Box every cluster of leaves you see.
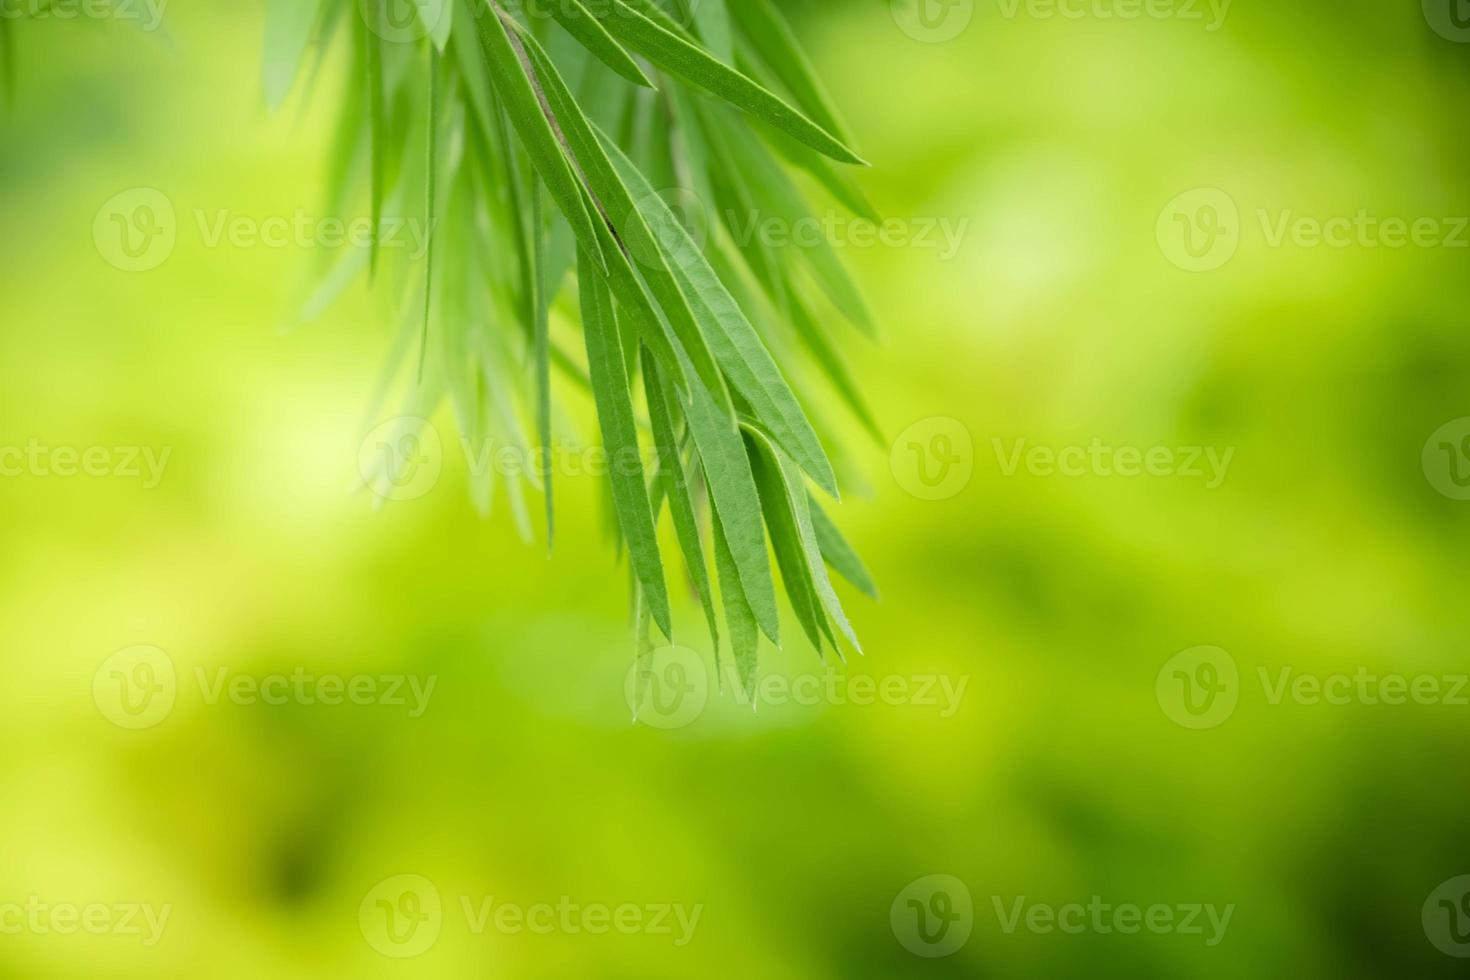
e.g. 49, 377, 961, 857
268, 0, 880, 691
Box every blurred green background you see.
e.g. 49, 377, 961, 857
3, 0, 1470, 976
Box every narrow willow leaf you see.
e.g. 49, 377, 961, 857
473, 1, 607, 274
643, 348, 718, 648
729, 0, 855, 150
683, 374, 780, 646
546, 0, 655, 89
712, 109, 876, 336
599, 129, 840, 499
533, 178, 554, 549
589, 0, 866, 166
808, 493, 878, 599
766, 129, 880, 225
578, 250, 672, 640
506, 23, 729, 407
364, 13, 385, 277
263, 0, 324, 110
685, 0, 732, 63
745, 429, 828, 653
422, 0, 452, 52
746, 424, 863, 656
711, 504, 759, 698
417, 48, 440, 384
781, 278, 883, 444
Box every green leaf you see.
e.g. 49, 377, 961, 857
711, 504, 759, 698
683, 374, 780, 646
686, 0, 732, 63
589, 0, 866, 166
546, 0, 656, 89
533, 177, 554, 549
729, 0, 856, 150
263, 0, 323, 110
781, 279, 882, 444
422, 0, 452, 52
417, 48, 440, 383
472, 0, 607, 274
599, 129, 841, 499
503, 22, 730, 407
578, 250, 672, 639
746, 428, 829, 653
746, 424, 863, 656
643, 348, 718, 648
809, 493, 878, 599
712, 111, 877, 336
363, 12, 386, 278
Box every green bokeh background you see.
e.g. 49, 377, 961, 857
3, 1, 1470, 976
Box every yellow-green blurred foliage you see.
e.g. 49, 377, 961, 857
2, 1, 1469, 976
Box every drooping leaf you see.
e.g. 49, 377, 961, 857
589, 0, 866, 166
600, 128, 840, 498
711, 504, 760, 699
809, 493, 878, 599
472, 0, 607, 273
578, 250, 672, 640
643, 348, 718, 648
545, 0, 655, 89
263, 0, 324, 110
